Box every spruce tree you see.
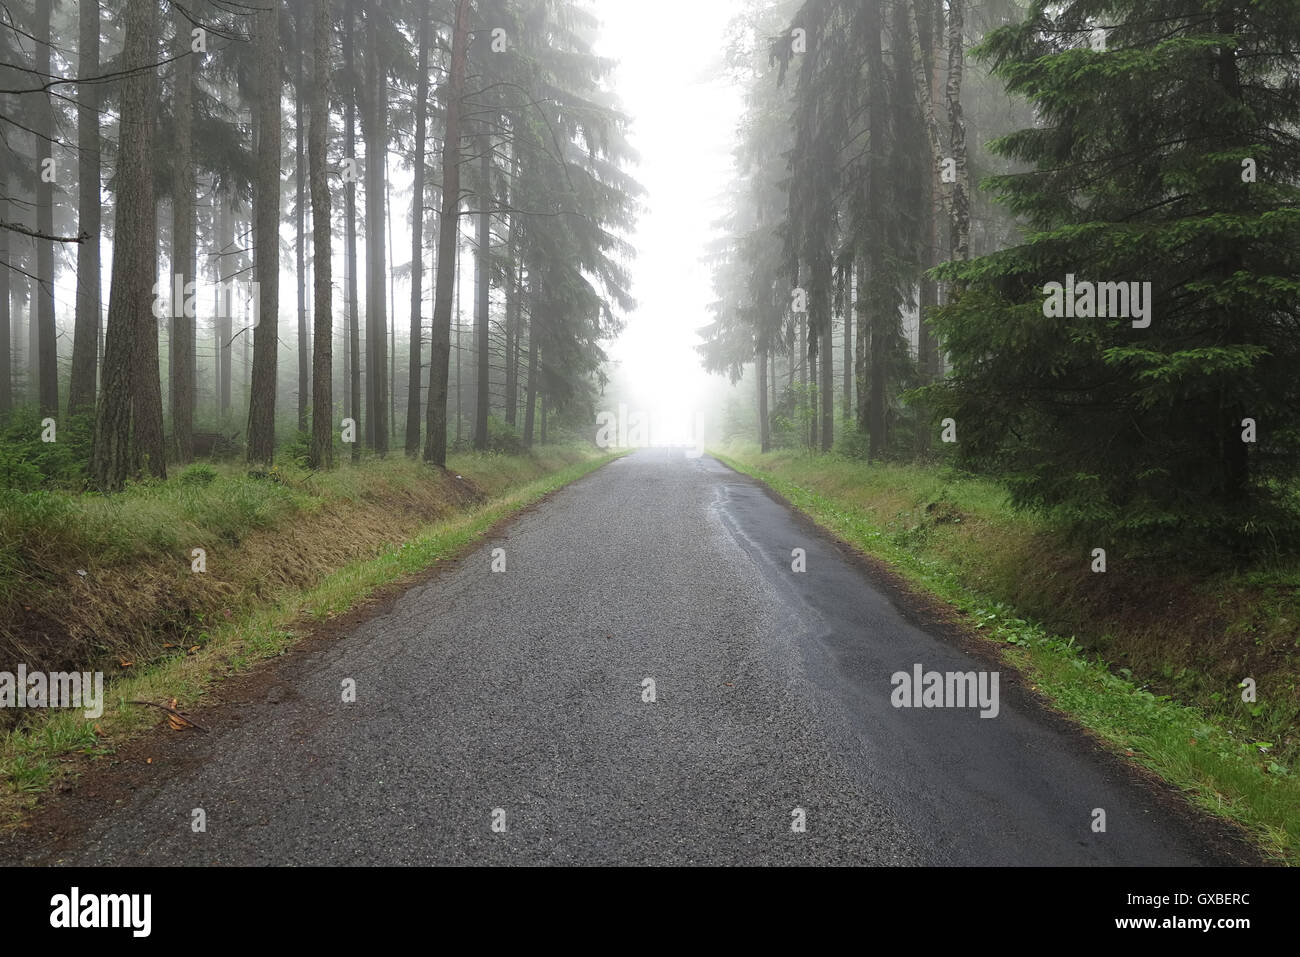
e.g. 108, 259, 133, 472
927, 0, 1300, 553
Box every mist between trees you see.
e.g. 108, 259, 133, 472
0, 0, 641, 490
700, 0, 1300, 559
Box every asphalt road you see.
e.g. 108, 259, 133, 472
8, 448, 1253, 865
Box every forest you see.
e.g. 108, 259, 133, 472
702, 0, 1300, 558
1, 0, 1299, 870
0, 0, 637, 488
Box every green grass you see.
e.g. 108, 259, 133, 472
715, 443, 1299, 864
1, 447, 621, 818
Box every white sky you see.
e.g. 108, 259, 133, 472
593, 0, 745, 444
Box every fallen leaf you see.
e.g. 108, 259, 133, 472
118, 658, 133, 668
146, 757, 153, 764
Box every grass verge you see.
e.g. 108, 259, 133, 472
1, 447, 619, 821
714, 444, 1298, 865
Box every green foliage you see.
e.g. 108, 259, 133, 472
280, 429, 313, 469
178, 464, 218, 487
926, 0, 1300, 554
485, 416, 527, 455
0, 407, 91, 491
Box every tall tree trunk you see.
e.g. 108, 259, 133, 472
386, 159, 395, 440
814, 256, 833, 451
790, 315, 800, 423
308, 0, 334, 470
91, 0, 157, 490
757, 346, 770, 452
28, 269, 37, 404
405, 10, 430, 456
171, 6, 196, 463
0, 97, 11, 415
787, 323, 795, 394
946, 0, 970, 263
247, 0, 282, 465
920, 0, 944, 383
842, 263, 852, 422
808, 329, 818, 451
295, 1, 309, 434
854, 251, 868, 434
908, 0, 941, 457
504, 219, 520, 426
770, 349, 777, 429
473, 135, 491, 450
424, 0, 470, 467
522, 276, 539, 447
363, 0, 388, 455
864, 0, 887, 458
242, 264, 251, 409
34, 0, 57, 415
216, 198, 234, 416
820, 307, 833, 451
344, 0, 361, 461
130, 214, 165, 474
454, 251, 462, 448
70, 0, 101, 417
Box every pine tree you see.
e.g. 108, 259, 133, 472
928, 0, 1300, 551
247, 0, 282, 465
308, 0, 334, 469
91, 0, 158, 491
69, 0, 101, 418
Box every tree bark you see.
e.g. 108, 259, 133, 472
70, 0, 101, 417
504, 217, 521, 426
817, 259, 833, 451
34, 0, 57, 416
171, 6, 196, 463
0, 96, 11, 414
946, 0, 970, 262
247, 0, 282, 465
454, 245, 462, 447
387, 160, 395, 440
864, 0, 887, 458
295, 0, 310, 434
343, 0, 360, 461
91, 0, 157, 491
363, 0, 388, 455
808, 325, 818, 451
405, 9, 430, 456
424, 0, 470, 467
523, 277, 539, 447
473, 134, 491, 450
215, 198, 234, 416
842, 262, 852, 422
308, 0, 334, 470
